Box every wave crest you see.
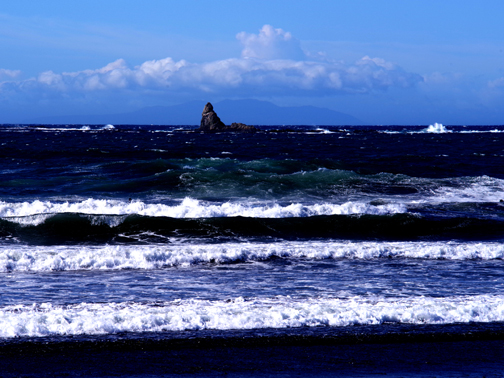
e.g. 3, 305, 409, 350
2, 241, 504, 273
1, 294, 503, 338
0, 198, 406, 222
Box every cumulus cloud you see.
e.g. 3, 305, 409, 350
236, 24, 306, 60
0, 25, 423, 103
0, 69, 21, 80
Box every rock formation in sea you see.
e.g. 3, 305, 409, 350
198, 102, 256, 132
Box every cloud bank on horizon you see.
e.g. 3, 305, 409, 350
1, 23, 504, 125
2, 26, 421, 96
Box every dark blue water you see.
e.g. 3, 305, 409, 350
1, 123, 504, 377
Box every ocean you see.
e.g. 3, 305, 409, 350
1, 122, 504, 377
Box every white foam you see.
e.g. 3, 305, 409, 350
382, 127, 504, 135
0, 198, 407, 225
30, 127, 92, 132
424, 123, 450, 133
313, 128, 334, 134
2, 241, 503, 273
1, 294, 503, 338
460, 129, 504, 134
424, 176, 504, 204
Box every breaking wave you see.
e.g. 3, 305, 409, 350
2, 241, 504, 273
1, 294, 504, 338
0, 198, 407, 222
424, 123, 450, 133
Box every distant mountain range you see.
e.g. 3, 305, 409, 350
25, 99, 361, 126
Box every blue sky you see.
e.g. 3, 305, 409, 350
1, 0, 503, 124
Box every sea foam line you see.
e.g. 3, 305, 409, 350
1, 294, 503, 338
0, 198, 406, 224
2, 241, 504, 273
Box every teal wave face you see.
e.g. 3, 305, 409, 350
2, 156, 504, 205
2, 212, 504, 245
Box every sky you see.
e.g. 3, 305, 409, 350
1, 0, 503, 125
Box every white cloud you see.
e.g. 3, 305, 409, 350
0, 68, 21, 80
0, 25, 423, 104
236, 25, 306, 60
38, 71, 65, 88
1, 55, 421, 98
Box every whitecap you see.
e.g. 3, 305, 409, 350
1, 294, 503, 338
1, 241, 503, 273
424, 123, 450, 133
0, 198, 407, 220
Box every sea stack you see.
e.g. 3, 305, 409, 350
199, 102, 226, 132
198, 102, 256, 132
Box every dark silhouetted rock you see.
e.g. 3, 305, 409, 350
228, 122, 257, 133
199, 102, 226, 131
198, 102, 257, 132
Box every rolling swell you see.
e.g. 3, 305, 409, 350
2, 212, 504, 244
